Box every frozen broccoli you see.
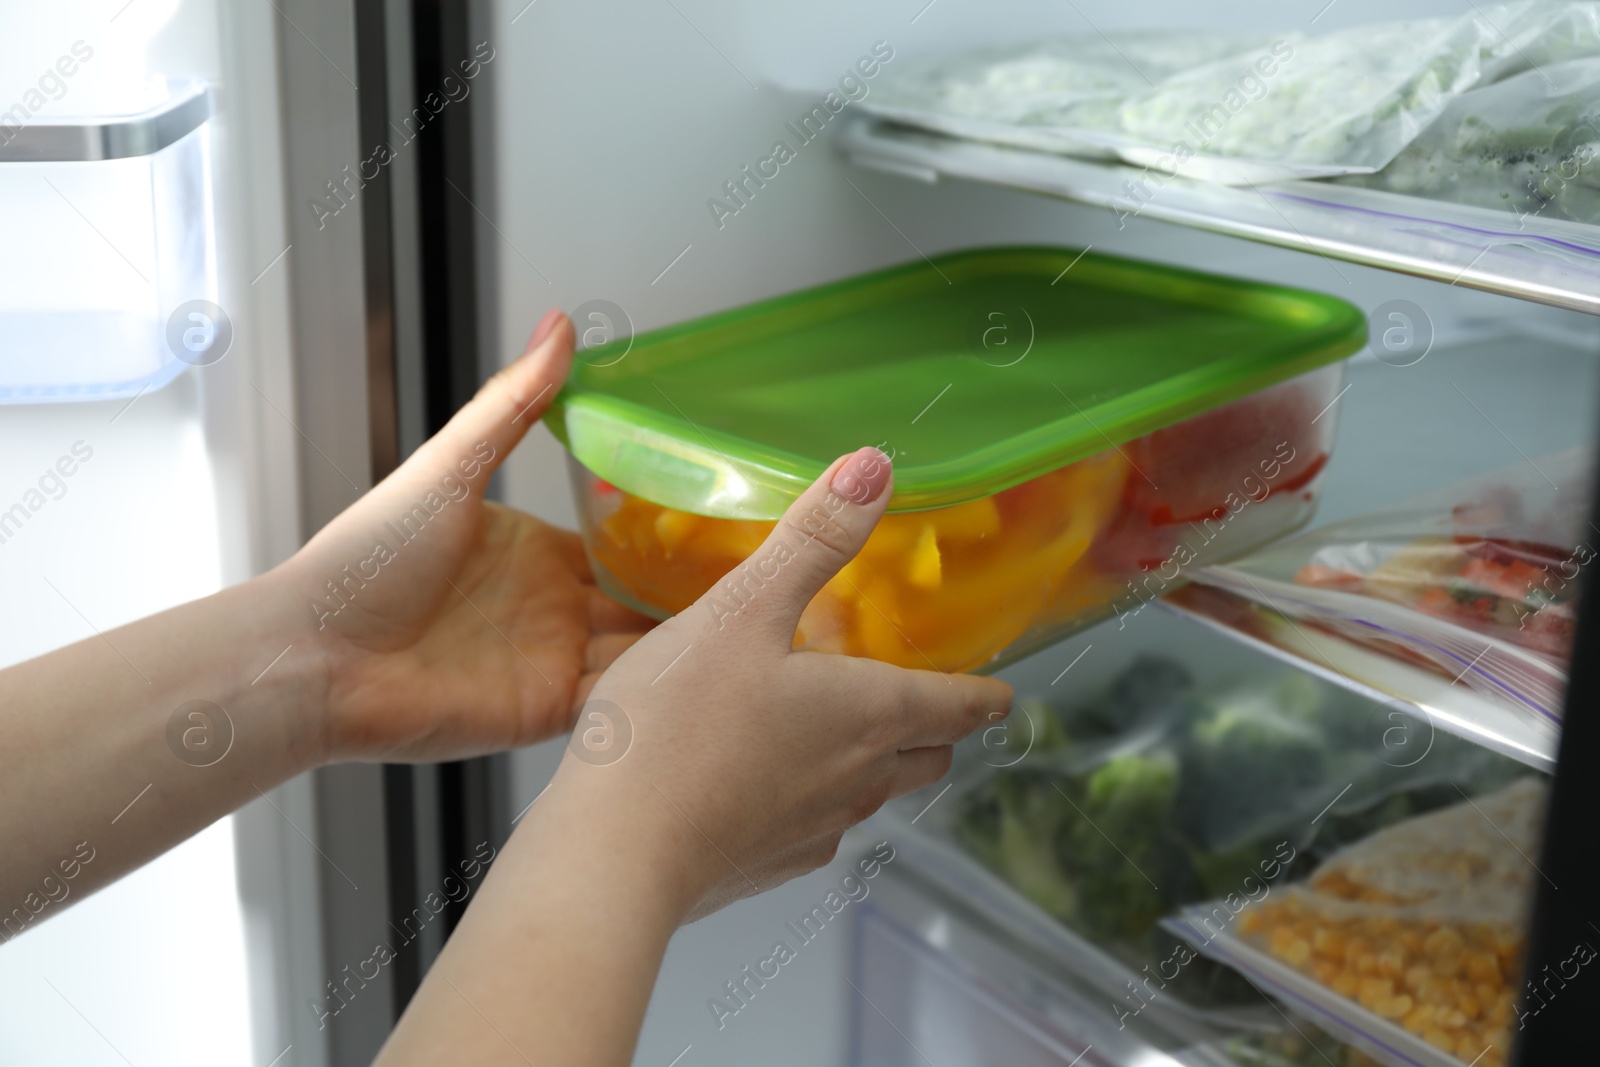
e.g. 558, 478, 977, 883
1054, 750, 1186, 941
1177, 690, 1328, 855
1055, 655, 1192, 741
954, 771, 1079, 922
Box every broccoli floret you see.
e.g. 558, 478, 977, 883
1177, 692, 1328, 853
1057, 655, 1192, 740
954, 772, 1079, 922
1054, 751, 1183, 940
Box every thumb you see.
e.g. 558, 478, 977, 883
408, 308, 574, 490
696, 446, 893, 644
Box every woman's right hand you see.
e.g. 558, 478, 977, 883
546, 446, 1014, 922
375, 446, 1014, 1067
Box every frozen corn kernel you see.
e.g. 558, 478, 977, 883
1357, 977, 1394, 1009
1425, 927, 1465, 954
1465, 951, 1500, 983
1402, 1004, 1434, 1031
1375, 994, 1413, 1019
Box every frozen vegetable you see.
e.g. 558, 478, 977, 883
1191, 448, 1592, 724
584, 451, 1128, 673
865, 4, 1600, 183
1339, 57, 1600, 225
1296, 534, 1581, 661
1235, 778, 1543, 1067
947, 659, 1524, 1011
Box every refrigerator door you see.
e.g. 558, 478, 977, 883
1, 0, 427, 1064
0, 1, 323, 1065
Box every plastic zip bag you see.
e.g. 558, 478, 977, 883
857, 31, 1269, 161
861, 3, 1600, 184
1076, 16, 1486, 183
1188, 449, 1593, 725
1336, 57, 1600, 225
1172, 779, 1546, 1067
945, 656, 1524, 1016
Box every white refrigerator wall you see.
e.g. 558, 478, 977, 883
482, 2, 1595, 1065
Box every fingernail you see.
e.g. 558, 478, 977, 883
528, 308, 564, 350
830, 446, 892, 505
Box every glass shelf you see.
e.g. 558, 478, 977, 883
1160, 586, 1558, 773
840, 118, 1600, 317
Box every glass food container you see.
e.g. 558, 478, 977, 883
549, 246, 1364, 673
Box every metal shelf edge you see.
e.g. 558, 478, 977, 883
841, 118, 1600, 318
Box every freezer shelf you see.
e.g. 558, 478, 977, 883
1160, 586, 1558, 773
839, 118, 1600, 317
1155, 333, 1600, 776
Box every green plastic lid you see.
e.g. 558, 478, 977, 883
547, 246, 1364, 519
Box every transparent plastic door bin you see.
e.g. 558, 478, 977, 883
552, 247, 1363, 673
0, 83, 217, 402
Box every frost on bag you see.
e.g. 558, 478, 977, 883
1338, 56, 1600, 225
861, 3, 1600, 183
1082, 16, 1488, 183
859, 31, 1265, 159
1188, 449, 1592, 725
1231, 778, 1546, 1067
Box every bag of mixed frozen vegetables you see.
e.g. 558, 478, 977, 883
1210, 778, 1546, 1067
947, 656, 1525, 1014
857, 30, 1271, 161
1188, 449, 1593, 726
1337, 56, 1600, 225
860, 2, 1600, 183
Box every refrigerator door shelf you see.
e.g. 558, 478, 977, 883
0, 87, 219, 404
0, 83, 211, 163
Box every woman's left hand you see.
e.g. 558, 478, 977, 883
278, 310, 654, 764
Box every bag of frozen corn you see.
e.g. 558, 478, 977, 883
1232, 778, 1546, 1067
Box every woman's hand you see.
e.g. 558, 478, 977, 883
277, 310, 654, 764
550, 445, 1015, 919
0, 308, 653, 913
377, 447, 1013, 1066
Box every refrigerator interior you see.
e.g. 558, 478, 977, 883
2, 0, 1596, 1065
482, 1, 1599, 1066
